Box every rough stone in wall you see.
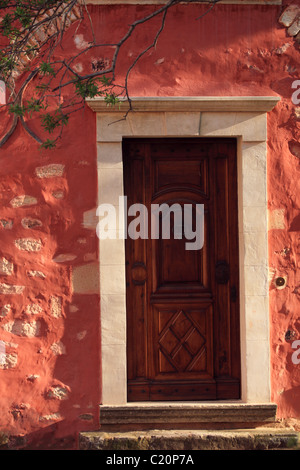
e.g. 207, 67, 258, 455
50, 341, 66, 356
0, 258, 13, 276
77, 331, 87, 341
279, 5, 300, 27
26, 375, 39, 382
0, 352, 17, 369
15, 238, 42, 252
0, 219, 13, 229
52, 190, 64, 199
0, 284, 24, 294
13, 3, 82, 76
288, 17, 300, 37
279, 5, 300, 43
78, 413, 93, 421
39, 413, 61, 422
10, 195, 37, 208
27, 270, 46, 279
21, 218, 43, 229
50, 296, 62, 318
35, 164, 65, 178
82, 208, 98, 230
2, 320, 41, 337
69, 305, 79, 313
52, 253, 77, 263
25, 304, 43, 315
47, 386, 68, 400
0, 305, 11, 317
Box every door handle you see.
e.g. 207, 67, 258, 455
131, 261, 147, 286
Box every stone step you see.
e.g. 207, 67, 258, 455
99, 402, 278, 431
78, 428, 299, 450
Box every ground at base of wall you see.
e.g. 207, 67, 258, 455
268, 418, 300, 432
78, 427, 300, 451
1, 419, 300, 450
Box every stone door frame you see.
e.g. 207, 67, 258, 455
86, 96, 280, 405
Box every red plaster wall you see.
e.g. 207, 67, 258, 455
0, 0, 299, 448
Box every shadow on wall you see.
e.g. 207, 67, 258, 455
0, 421, 74, 450
278, 386, 300, 419
289, 212, 300, 232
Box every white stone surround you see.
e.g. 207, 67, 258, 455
86, 96, 280, 406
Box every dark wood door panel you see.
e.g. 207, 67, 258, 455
151, 199, 211, 296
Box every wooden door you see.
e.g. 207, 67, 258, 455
123, 138, 240, 401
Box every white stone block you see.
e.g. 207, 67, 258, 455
242, 206, 267, 233
245, 340, 270, 402
100, 238, 125, 265
165, 112, 200, 135
98, 168, 124, 205
101, 344, 127, 404
243, 231, 267, 266
241, 143, 267, 207
100, 265, 126, 295
245, 296, 269, 341
97, 142, 123, 169
244, 266, 268, 296
101, 294, 126, 345
97, 113, 132, 142
128, 112, 165, 135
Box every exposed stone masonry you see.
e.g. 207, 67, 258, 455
279, 4, 300, 44
0, 154, 99, 440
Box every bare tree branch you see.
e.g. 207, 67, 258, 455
0, 0, 219, 148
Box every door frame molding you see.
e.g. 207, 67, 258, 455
86, 96, 280, 405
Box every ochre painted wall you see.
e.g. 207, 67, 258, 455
0, 1, 299, 448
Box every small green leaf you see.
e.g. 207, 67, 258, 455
39, 62, 56, 76
9, 103, 25, 116
35, 84, 50, 90
104, 93, 120, 107
40, 139, 56, 149
41, 109, 69, 133
74, 78, 101, 99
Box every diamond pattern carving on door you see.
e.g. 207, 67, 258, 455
158, 309, 207, 373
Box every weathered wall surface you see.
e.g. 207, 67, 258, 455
0, 0, 299, 448
0, 95, 100, 448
